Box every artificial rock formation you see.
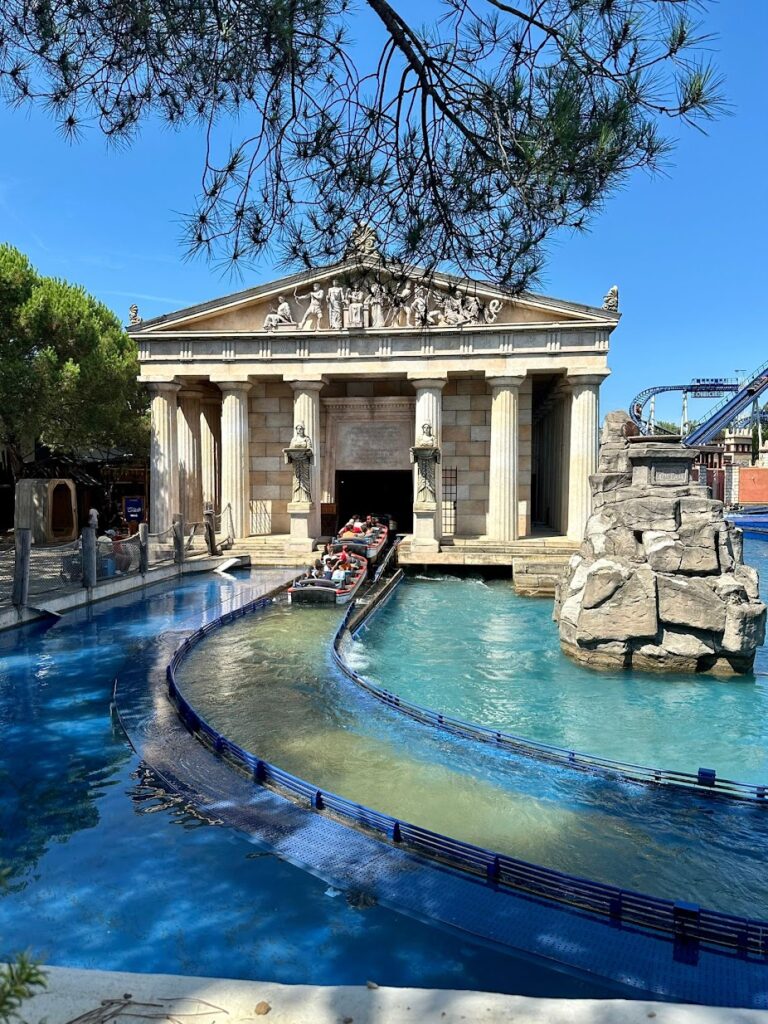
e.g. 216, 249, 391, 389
554, 411, 767, 674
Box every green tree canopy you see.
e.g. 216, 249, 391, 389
0, 244, 148, 477
0, 1, 723, 288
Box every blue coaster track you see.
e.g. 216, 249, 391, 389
629, 359, 768, 445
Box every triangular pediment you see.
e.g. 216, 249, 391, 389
128, 260, 619, 336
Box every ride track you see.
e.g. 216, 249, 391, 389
113, 577, 768, 1007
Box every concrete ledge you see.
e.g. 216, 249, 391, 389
20, 966, 768, 1023
0, 554, 253, 633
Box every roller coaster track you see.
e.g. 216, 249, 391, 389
629, 359, 768, 445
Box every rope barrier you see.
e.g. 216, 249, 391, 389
331, 580, 768, 804
163, 597, 768, 964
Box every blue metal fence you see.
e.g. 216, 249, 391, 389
165, 598, 768, 962
331, 588, 768, 804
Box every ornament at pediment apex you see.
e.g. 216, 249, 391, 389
128, 303, 142, 325
602, 285, 619, 312
345, 221, 381, 258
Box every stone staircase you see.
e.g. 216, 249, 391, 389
230, 535, 319, 567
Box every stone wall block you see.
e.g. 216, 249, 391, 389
577, 566, 657, 643
620, 496, 679, 532
734, 563, 759, 600
677, 521, 720, 574
642, 530, 683, 573
720, 602, 767, 654
657, 575, 727, 633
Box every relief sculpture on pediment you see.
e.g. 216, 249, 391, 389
262, 272, 505, 333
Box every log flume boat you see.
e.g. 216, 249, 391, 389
331, 523, 389, 563
288, 556, 369, 605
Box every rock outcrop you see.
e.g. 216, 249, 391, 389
554, 411, 766, 674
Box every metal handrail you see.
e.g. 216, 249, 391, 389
163, 600, 768, 961
331, 585, 768, 804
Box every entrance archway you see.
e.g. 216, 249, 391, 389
335, 470, 413, 533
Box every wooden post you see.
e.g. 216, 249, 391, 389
204, 509, 218, 556
138, 523, 149, 574
11, 528, 31, 607
173, 514, 185, 564
82, 527, 97, 588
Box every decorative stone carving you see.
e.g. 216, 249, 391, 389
295, 283, 324, 330
410, 423, 441, 502
554, 411, 767, 674
128, 304, 142, 325
369, 282, 386, 328
346, 221, 380, 258
327, 280, 345, 330
283, 423, 314, 502
263, 295, 295, 331
484, 299, 503, 324
346, 285, 365, 329
602, 285, 619, 312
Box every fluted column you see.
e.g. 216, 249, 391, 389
487, 375, 524, 542
219, 381, 251, 539
566, 373, 605, 540
200, 396, 221, 511
287, 378, 324, 545
409, 377, 446, 550
177, 390, 203, 523
147, 381, 180, 534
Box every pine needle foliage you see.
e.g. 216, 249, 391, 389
0, 0, 724, 288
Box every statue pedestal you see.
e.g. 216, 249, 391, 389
412, 500, 440, 553
287, 501, 316, 553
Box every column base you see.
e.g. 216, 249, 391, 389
287, 501, 317, 553
412, 502, 440, 553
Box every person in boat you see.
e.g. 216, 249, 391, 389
353, 515, 365, 531
339, 521, 358, 539
331, 565, 349, 586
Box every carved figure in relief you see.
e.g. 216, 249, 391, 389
263, 295, 295, 331
295, 282, 324, 330
410, 285, 429, 326
284, 423, 314, 501
463, 295, 482, 325
415, 422, 437, 447
369, 282, 386, 327
327, 280, 344, 330
484, 298, 503, 324
128, 304, 142, 325
602, 285, 619, 312
289, 422, 312, 449
390, 283, 412, 326
346, 285, 365, 329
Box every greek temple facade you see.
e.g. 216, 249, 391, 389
130, 254, 619, 563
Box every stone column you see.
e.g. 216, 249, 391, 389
566, 373, 605, 541
218, 381, 251, 539
486, 375, 524, 542
147, 381, 180, 534
287, 379, 324, 547
177, 390, 203, 524
409, 377, 446, 551
200, 395, 221, 511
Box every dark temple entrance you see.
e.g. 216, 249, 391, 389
335, 470, 413, 533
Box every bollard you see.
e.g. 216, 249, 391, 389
81, 527, 97, 589
11, 528, 31, 607
173, 514, 185, 564
138, 523, 149, 574
204, 509, 219, 556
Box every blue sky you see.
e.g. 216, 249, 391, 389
0, 2, 764, 421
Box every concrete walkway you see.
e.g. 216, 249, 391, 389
19, 967, 768, 1024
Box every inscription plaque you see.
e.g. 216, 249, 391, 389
336, 420, 412, 471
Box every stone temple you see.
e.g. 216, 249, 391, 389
131, 248, 619, 573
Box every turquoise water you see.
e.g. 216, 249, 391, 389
179, 594, 768, 919
0, 573, 613, 997
355, 538, 768, 783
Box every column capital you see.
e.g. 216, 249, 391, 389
144, 380, 181, 395
214, 380, 252, 395
408, 376, 448, 390
486, 374, 524, 391
285, 377, 327, 392
565, 370, 610, 388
